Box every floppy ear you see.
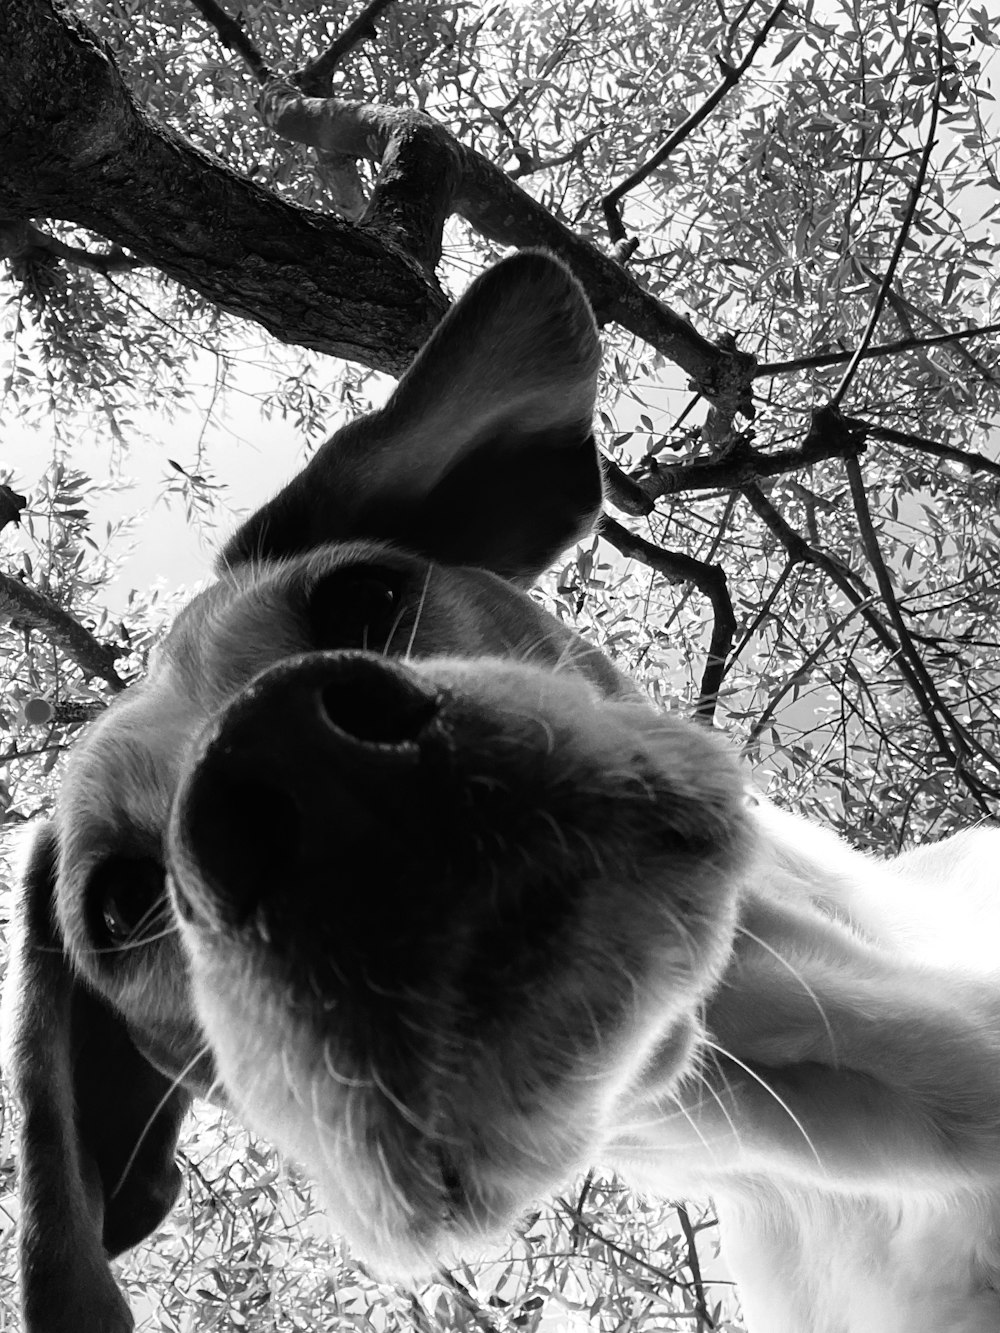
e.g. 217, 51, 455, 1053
1, 824, 191, 1333
222, 250, 604, 581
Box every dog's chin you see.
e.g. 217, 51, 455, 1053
173, 948, 705, 1278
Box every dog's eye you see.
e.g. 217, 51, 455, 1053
306, 564, 405, 650
89, 857, 167, 947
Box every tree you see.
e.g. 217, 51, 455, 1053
1, 0, 999, 1326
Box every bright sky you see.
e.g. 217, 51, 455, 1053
4, 370, 331, 609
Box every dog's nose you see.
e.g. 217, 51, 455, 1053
169, 652, 444, 920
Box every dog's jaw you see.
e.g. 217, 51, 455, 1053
167, 653, 751, 1273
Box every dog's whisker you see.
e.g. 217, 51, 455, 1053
734, 923, 838, 1063
403, 563, 433, 662
701, 1038, 828, 1180
109, 1042, 214, 1202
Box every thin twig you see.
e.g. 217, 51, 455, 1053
724, 559, 794, 673
742, 596, 874, 755
865, 424, 1000, 479
599, 516, 736, 724
556, 1203, 704, 1294
758, 320, 1000, 377
602, 0, 787, 243
844, 453, 1000, 782
740, 482, 996, 811
830, 0, 945, 407
676, 1204, 717, 1333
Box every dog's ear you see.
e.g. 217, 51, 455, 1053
1, 824, 191, 1333
223, 250, 603, 581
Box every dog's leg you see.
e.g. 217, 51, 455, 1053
699, 890, 1000, 1188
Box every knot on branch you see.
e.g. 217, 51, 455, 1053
697, 340, 757, 438
0, 485, 27, 535
805, 404, 868, 457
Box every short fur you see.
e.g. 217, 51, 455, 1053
4, 251, 1000, 1333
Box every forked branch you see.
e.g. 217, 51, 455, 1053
186, 0, 751, 402
740, 483, 998, 810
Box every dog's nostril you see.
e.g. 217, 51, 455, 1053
317, 657, 441, 746
171, 654, 448, 924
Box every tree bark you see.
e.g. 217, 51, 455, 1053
0, 0, 448, 375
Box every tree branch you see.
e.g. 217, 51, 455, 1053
599, 516, 735, 725
1, 0, 448, 376
3, 0, 754, 403
866, 424, 1000, 479
844, 452, 1000, 781
739, 482, 996, 810
0, 572, 125, 691
758, 321, 1000, 377
633, 406, 866, 501
675, 1204, 716, 1333
602, 0, 787, 244
187, 0, 269, 81
294, 0, 399, 96
255, 78, 751, 396
830, 0, 945, 408
741, 597, 875, 757
0, 218, 141, 274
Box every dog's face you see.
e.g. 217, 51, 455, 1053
3, 253, 753, 1327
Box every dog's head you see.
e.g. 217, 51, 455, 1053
3, 253, 752, 1327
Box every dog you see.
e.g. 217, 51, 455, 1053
4, 251, 1000, 1333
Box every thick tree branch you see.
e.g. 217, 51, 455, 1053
256, 80, 749, 396
2, 0, 752, 405
602, 0, 788, 244
0, 572, 125, 691
1, 0, 448, 376
601, 457, 656, 516
599, 516, 735, 725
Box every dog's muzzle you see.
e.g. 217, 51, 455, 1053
164, 649, 748, 1270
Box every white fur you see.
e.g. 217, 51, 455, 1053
606, 801, 1000, 1332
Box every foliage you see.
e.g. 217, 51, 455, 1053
2, 0, 1000, 1328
